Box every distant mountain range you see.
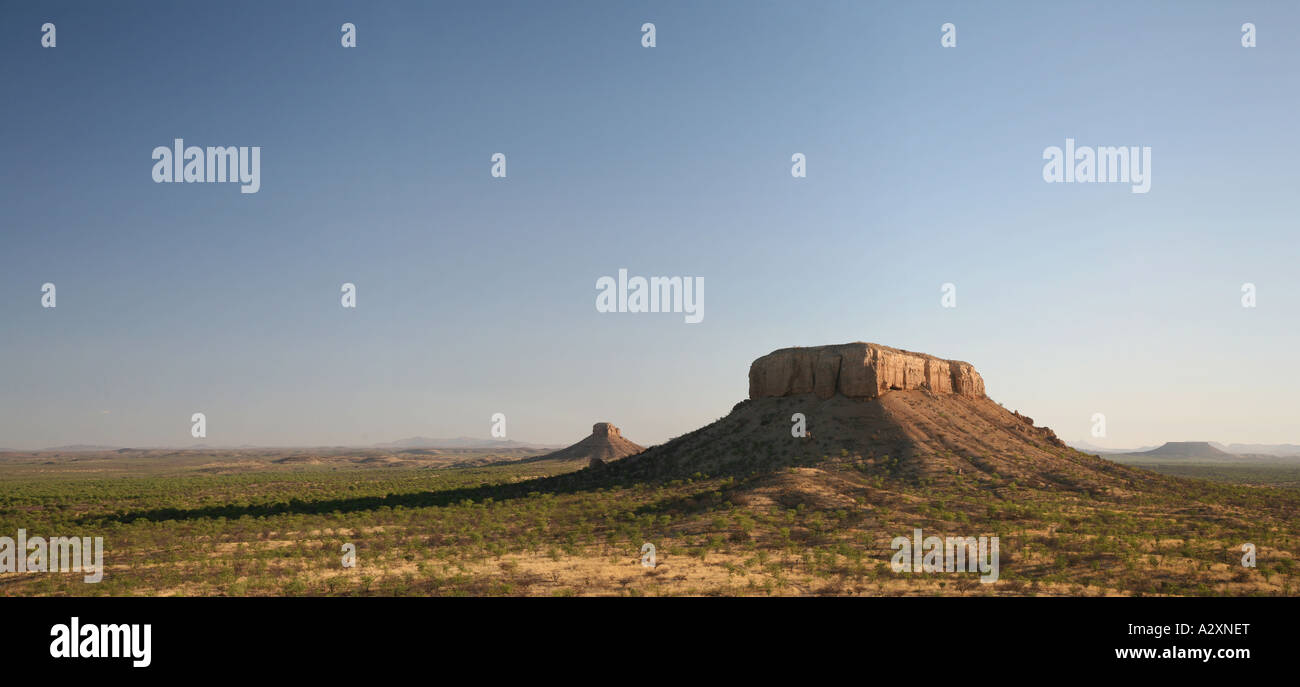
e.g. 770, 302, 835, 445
32, 444, 125, 452
1070, 440, 1300, 459
1212, 442, 1300, 457
1, 437, 563, 452
1066, 440, 1159, 454
370, 437, 562, 450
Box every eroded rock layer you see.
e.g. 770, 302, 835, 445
748, 343, 985, 400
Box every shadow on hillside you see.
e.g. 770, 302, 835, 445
80, 434, 858, 525
81, 473, 603, 525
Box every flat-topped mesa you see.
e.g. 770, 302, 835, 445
592, 422, 621, 438
748, 343, 985, 401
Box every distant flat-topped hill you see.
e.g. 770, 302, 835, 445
526, 423, 645, 468
1129, 442, 1237, 460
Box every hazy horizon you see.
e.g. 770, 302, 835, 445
3, 1, 1298, 451
7, 433, 1300, 454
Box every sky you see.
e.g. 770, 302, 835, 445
1, 1, 1298, 450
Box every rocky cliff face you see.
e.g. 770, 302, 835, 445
748, 343, 985, 400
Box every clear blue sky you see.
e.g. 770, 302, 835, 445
2, 1, 1297, 450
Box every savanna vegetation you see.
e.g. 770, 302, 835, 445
1, 442, 1297, 597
